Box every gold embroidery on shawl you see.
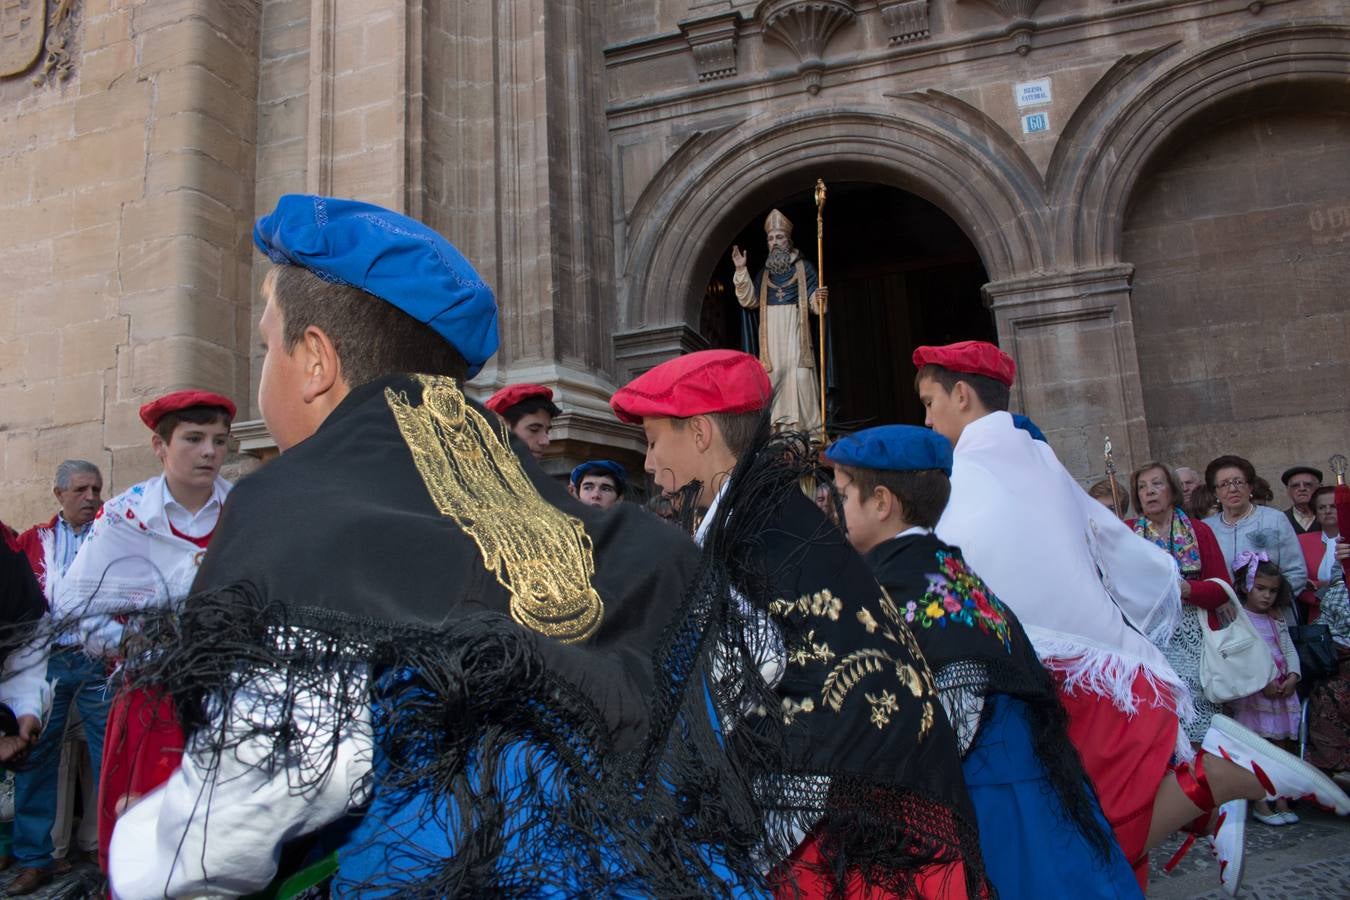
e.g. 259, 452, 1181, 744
776, 583, 937, 738
385, 375, 603, 644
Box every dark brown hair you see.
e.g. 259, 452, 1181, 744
1204, 455, 1257, 491
154, 406, 234, 443
914, 364, 1010, 413
267, 264, 468, 389
1129, 463, 1184, 516
502, 396, 562, 426
842, 465, 951, 530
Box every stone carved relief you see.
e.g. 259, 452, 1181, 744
31, 0, 75, 85
0, 0, 45, 76
967, 0, 1041, 17
680, 11, 743, 82
878, 0, 929, 45
756, 0, 858, 95
0, 0, 76, 84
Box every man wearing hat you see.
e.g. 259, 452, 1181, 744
1281, 465, 1323, 535
36, 390, 237, 882
106, 196, 763, 897
912, 340, 1350, 895
568, 460, 626, 511
730, 210, 827, 433
824, 425, 1137, 896
612, 349, 988, 898
484, 383, 561, 460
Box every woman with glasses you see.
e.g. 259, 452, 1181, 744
1203, 455, 1309, 608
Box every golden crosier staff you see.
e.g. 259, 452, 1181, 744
814, 178, 828, 444
1104, 434, 1123, 519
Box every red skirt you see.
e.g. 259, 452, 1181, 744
1053, 668, 1179, 893
774, 828, 971, 899
98, 688, 185, 872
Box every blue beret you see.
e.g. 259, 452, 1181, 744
824, 425, 953, 476
570, 459, 627, 492
253, 195, 499, 377
1011, 414, 1048, 443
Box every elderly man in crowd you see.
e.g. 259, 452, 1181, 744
1282, 465, 1323, 536
1176, 466, 1204, 504
9, 461, 109, 894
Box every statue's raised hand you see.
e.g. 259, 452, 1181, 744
731, 245, 747, 269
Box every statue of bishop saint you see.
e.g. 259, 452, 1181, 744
731, 209, 828, 433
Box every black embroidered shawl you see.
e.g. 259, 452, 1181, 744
694, 430, 989, 897
865, 532, 1114, 860
110, 374, 766, 896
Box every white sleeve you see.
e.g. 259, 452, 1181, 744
0, 615, 51, 721
109, 668, 374, 899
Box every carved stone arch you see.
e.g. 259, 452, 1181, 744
1049, 22, 1350, 269
620, 100, 1050, 337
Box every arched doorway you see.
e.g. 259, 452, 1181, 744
699, 182, 995, 430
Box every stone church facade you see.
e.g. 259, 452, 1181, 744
1, 0, 1347, 523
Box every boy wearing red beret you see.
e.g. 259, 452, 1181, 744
913, 341, 1349, 895
484, 383, 561, 459
48, 390, 236, 875
612, 349, 988, 899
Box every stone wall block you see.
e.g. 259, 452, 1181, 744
149, 112, 245, 171
72, 179, 143, 230
14, 276, 110, 335
0, 382, 56, 430
22, 332, 60, 381
80, 40, 136, 94
34, 124, 146, 198
51, 223, 120, 280
84, 7, 134, 51
60, 316, 128, 377
145, 150, 250, 211
3, 431, 39, 487
153, 65, 255, 139
74, 77, 154, 135
120, 287, 236, 349
0, 196, 74, 248
120, 190, 238, 250
129, 336, 237, 395
136, 14, 255, 91
51, 374, 107, 426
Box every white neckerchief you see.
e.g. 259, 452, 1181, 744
892, 525, 931, 541
1321, 530, 1342, 585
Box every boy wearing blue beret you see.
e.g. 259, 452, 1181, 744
825, 425, 1140, 898
104, 196, 763, 897
568, 460, 626, 511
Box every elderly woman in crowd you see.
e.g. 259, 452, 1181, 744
1302, 487, 1345, 589
1303, 488, 1350, 789
1127, 463, 1236, 744
1204, 455, 1308, 609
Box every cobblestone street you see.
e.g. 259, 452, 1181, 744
1149, 804, 1350, 899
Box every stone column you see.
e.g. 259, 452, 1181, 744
983, 265, 1151, 483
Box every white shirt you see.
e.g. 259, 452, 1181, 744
157, 476, 228, 540
1320, 531, 1343, 586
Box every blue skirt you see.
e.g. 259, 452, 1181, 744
963, 695, 1142, 899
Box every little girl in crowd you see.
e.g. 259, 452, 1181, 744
1231, 552, 1303, 826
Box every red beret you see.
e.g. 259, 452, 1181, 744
911, 341, 1016, 388
484, 383, 553, 416
610, 350, 770, 425
138, 390, 237, 429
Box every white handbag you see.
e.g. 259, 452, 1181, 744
1199, 578, 1278, 704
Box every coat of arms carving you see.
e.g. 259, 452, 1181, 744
0, 0, 45, 77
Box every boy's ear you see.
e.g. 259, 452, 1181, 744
689, 414, 713, 452
300, 324, 344, 404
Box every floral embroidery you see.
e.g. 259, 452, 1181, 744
865, 690, 898, 728
780, 695, 815, 724
787, 629, 835, 666
769, 589, 842, 622
906, 552, 1012, 651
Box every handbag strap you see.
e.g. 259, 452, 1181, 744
1205, 577, 1240, 607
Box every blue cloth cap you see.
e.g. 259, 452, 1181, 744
570, 460, 627, 492
1011, 414, 1048, 443
824, 425, 953, 476
254, 195, 499, 377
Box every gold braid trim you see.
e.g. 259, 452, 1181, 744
386, 375, 604, 644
